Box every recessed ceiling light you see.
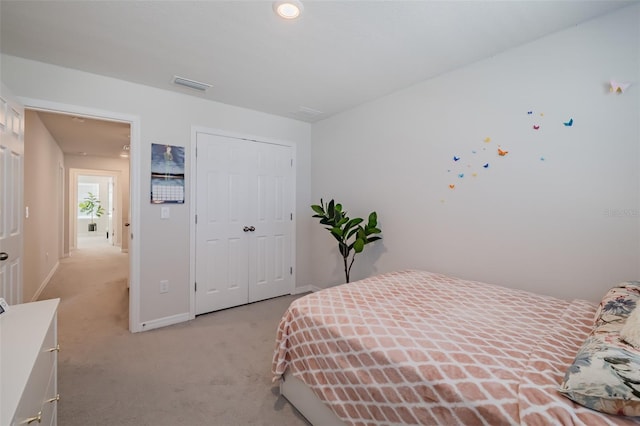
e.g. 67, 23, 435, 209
273, 1, 303, 19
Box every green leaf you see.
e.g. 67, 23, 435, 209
353, 238, 365, 253
346, 227, 360, 240
368, 211, 378, 227
311, 205, 324, 215
331, 227, 343, 237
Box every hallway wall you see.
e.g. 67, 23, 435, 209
23, 110, 65, 301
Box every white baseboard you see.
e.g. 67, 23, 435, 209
31, 261, 60, 301
292, 284, 323, 294
138, 312, 190, 332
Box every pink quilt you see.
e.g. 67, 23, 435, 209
272, 270, 640, 425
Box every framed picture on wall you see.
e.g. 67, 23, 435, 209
150, 143, 185, 203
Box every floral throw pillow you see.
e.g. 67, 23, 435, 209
593, 282, 640, 334
559, 334, 640, 416
560, 281, 640, 416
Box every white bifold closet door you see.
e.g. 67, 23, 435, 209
195, 132, 294, 315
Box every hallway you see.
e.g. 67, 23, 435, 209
39, 239, 129, 335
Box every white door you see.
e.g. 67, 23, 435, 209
0, 83, 24, 305
195, 133, 293, 315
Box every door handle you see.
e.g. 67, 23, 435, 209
243, 226, 256, 232
0, 252, 8, 261
248, 226, 255, 232
243, 226, 250, 232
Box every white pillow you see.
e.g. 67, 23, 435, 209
620, 306, 640, 349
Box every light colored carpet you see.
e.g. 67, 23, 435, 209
38, 239, 309, 425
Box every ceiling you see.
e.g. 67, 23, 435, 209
34, 111, 131, 159
1, 1, 637, 157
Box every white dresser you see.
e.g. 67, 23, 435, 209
1, 298, 60, 426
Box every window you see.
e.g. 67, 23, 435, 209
78, 183, 99, 219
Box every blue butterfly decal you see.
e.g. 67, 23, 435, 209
453, 156, 460, 161
563, 118, 573, 127
483, 163, 489, 168
458, 173, 464, 178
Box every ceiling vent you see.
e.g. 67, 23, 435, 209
296, 106, 324, 119
172, 75, 212, 92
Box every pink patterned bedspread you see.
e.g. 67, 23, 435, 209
272, 270, 640, 425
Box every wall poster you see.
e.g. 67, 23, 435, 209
151, 143, 185, 203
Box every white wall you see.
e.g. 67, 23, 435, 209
1, 55, 312, 328
310, 5, 640, 302
23, 110, 65, 301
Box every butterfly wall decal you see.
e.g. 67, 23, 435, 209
449, 184, 455, 189
483, 163, 489, 168
533, 125, 540, 130
563, 118, 573, 127
453, 156, 460, 161
483, 137, 491, 143
498, 148, 508, 156
610, 80, 631, 94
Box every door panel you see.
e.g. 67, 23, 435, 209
196, 135, 249, 314
247, 142, 292, 303
195, 132, 293, 314
0, 83, 24, 305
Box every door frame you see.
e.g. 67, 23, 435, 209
19, 97, 142, 332
189, 126, 297, 319
70, 169, 119, 250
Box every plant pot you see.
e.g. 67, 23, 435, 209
88, 223, 97, 232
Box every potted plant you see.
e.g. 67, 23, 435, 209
79, 192, 105, 232
311, 198, 382, 283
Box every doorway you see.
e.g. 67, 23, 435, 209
21, 99, 141, 332
74, 172, 117, 249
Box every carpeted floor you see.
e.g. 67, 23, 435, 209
38, 237, 309, 425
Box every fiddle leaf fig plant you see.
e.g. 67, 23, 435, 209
311, 198, 382, 283
79, 192, 105, 227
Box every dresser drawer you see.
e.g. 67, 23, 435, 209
11, 314, 57, 426
40, 366, 59, 426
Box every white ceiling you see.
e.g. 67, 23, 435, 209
34, 111, 131, 159
1, 1, 637, 156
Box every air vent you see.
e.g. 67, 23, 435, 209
296, 106, 324, 119
172, 76, 212, 92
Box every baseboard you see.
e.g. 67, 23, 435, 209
292, 284, 323, 294
138, 312, 190, 332
31, 261, 60, 301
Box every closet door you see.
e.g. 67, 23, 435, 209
248, 142, 293, 303
195, 134, 251, 314
195, 132, 294, 315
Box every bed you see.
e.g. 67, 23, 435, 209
272, 270, 640, 425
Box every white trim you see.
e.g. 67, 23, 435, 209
30, 261, 59, 302
19, 97, 142, 333
189, 126, 297, 319
139, 312, 190, 332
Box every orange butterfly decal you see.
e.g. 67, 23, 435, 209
498, 148, 508, 156
449, 184, 455, 189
